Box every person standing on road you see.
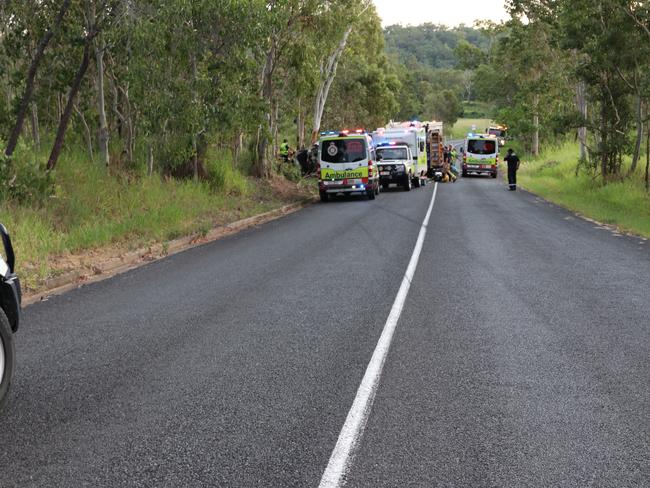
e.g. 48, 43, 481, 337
504, 148, 520, 191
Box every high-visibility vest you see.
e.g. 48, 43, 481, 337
280, 143, 289, 156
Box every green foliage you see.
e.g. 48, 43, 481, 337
423, 89, 462, 127
323, 5, 399, 130
384, 24, 490, 70
383, 24, 491, 122
498, 0, 650, 183
455, 40, 487, 70
206, 150, 250, 196
461, 101, 494, 119
0, 143, 53, 204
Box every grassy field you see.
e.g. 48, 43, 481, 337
447, 118, 493, 140
461, 101, 494, 119
519, 142, 650, 237
1, 146, 314, 291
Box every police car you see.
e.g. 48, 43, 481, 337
0, 224, 21, 410
317, 130, 380, 202
376, 142, 415, 191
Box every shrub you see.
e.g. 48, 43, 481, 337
0, 141, 54, 205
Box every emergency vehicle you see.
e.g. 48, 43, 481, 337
486, 125, 507, 147
462, 133, 499, 178
0, 224, 21, 411
376, 142, 415, 191
372, 121, 428, 188
317, 130, 380, 202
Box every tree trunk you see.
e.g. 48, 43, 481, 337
601, 98, 608, 180
532, 94, 540, 157
5, 0, 71, 158
296, 97, 305, 150
273, 102, 279, 160
645, 124, 649, 192
30, 102, 40, 151
74, 103, 94, 161
95, 34, 110, 167
576, 81, 588, 161
311, 26, 353, 145
192, 135, 199, 182
630, 94, 643, 175
47, 42, 92, 171
147, 143, 154, 176
191, 52, 199, 182
256, 46, 275, 178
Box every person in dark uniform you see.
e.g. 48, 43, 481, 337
504, 148, 520, 191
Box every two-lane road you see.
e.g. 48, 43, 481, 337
1, 177, 648, 487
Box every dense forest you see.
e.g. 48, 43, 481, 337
384, 23, 490, 70
0, 0, 401, 204
1, 0, 649, 208
387, 2, 650, 187
382, 23, 492, 123
480, 0, 650, 185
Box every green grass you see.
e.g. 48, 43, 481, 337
0, 145, 312, 291
447, 118, 493, 140
519, 142, 650, 237
461, 101, 494, 119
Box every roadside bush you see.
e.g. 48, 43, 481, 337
279, 161, 302, 182
206, 151, 250, 196
0, 142, 54, 205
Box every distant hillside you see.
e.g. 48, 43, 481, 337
383, 23, 489, 69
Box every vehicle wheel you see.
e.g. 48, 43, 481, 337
319, 191, 329, 203
403, 174, 412, 191
462, 171, 468, 177
375, 182, 380, 196
381, 184, 388, 191
367, 188, 375, 200
0, 309, 15, 411
491, 172, 497, 179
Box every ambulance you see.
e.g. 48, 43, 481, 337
462, 133, 499, 178
317, 130, 380, 202
371, 121, 428, 188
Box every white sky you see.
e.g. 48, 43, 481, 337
372, 0, 509, 27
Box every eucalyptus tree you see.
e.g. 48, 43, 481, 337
321, 4, 399, 130
254, 0, 377, 176
508, 0, 649, 180
557, 0, 638, 179
308, 0, 373, 144
46, 0, 120, 171
2, 0, 72, 159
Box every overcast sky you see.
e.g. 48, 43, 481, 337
372, 0, 509, 27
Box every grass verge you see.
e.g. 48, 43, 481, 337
447, 118, 493, 140
1, 146, 316, 291
519, 142, 650, 237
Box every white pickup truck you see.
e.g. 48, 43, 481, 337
376, 143, 415, 191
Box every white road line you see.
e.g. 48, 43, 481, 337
318, 183, 439, 488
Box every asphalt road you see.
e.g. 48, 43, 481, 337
1, 176, 649, 487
